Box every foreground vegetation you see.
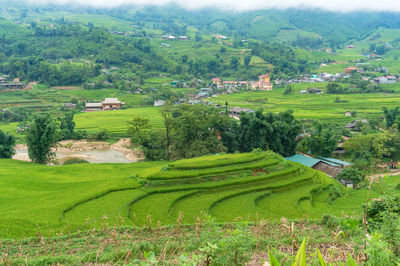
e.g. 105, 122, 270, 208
0, 218, 368, 265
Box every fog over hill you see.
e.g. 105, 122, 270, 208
19, 0, 400, 12
3, 0, 400, 45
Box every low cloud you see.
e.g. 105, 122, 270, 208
27, 0, 400, 12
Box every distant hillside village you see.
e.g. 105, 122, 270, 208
211, 74, 273, 91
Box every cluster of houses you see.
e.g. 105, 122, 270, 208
374, 76, 398, 84
0, 76, 25, 91
211, 74, 273, 91
275, 73, 347, 85
162, 35, 188, 40
85, 98, 125, 112
275, 68, 400, 86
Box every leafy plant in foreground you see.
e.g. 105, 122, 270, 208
268, 238, 358, 265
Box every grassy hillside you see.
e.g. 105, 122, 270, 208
0, 151, 381, 238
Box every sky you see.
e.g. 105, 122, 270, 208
27, 0, 400, 12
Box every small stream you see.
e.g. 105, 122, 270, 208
14, 149, 132, 164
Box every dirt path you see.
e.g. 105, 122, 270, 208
367, 171, 400, 179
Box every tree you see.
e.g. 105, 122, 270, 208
160, 106, 173, 160
27, 114, 58, 164
382, 130, 400, 161
343, 134, 384, 170
169, 104, 228, 159
244, 55, 252, 67
382, 107, 400, 129
195, 33, 202, 42
336, 167, 364, 185
230, 56, 240, 71
238, 110, 301, 156
298, 122, 341, 157
127, 115, 150, 144
58, 112, 75, 140
0, 130, 15, 158
283, 85, 293, 95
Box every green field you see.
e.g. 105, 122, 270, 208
74, 107, 164, 135
0, 151, 384, 239
210, 83, 400, 122
5, 83, 400, 138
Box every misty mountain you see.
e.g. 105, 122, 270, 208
2, 1, 400, 47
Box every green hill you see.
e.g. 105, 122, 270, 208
0, 151, 376, 238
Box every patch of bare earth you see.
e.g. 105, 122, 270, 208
13, 138, 144, 163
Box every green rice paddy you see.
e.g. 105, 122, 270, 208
210, 83, 400, 122
0, 151, 384, 238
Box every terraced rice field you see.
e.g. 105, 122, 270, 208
60, 152, 362, 230
0, 151, 381, 238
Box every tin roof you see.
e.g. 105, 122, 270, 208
102, 98, 122, 104
285, 154, 321, 168
85, 103, 103, 108
286, 154, 351, 168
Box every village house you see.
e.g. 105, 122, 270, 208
212, 78, 221, 86
345, 119, 368, 131
85, 98, 125, 112
61, 103, 77, 109
223, 81, 236, 89
162, 35, 176, 40
228, 107, 255, 119
345, 111, 352, 117
154, 99, 166, 107
179, 36, 188, 40
85, 102, 103, 112
215, 34, 227, 40
345, 67, 359, 74
307, 87, 322, 94
376, 76, 397, 84
374, 67, 389, 73
285, 154, 351, 179
0, 82, 25, 91
171, 81, 187, 87
102, 98, 124, 110
251, 74, 273, 91
369, 54, 382, 60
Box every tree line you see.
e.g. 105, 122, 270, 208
127, 104, 302, 161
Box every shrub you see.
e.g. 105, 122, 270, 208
336, 167, 364, 185
63, 158, 90, 165
87, 129, 108, 141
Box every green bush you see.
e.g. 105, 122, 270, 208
336, 167, 364, 185
87, 129, 109, 141
63, 158, 90, 165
